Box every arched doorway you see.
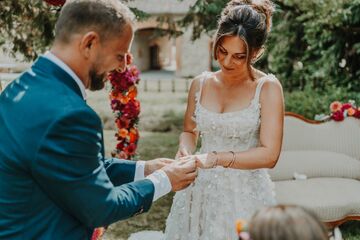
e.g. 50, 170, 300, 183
149, 44, 161, 70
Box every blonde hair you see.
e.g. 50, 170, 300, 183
248, 205, 329, 240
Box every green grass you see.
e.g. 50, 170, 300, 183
103, 130, 178, 240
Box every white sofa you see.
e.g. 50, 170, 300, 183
269, 112, 360, 227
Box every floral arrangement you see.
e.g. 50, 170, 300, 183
108, 57, 141, 160
44, 0, 66, 6
316, 100, 360, 122
236, 219, 251, 240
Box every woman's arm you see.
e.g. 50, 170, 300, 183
175, 76, 201, 159
196, 78, 284, 169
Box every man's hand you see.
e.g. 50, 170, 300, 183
162, 159, 197, 192
144, 158, 174, 177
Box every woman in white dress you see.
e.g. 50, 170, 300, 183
129, 0, 283, 239
164, 0, 284, 239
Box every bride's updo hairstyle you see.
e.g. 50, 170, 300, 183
213, 0, 275, 80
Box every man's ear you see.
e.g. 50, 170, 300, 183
79, 31, 100, 59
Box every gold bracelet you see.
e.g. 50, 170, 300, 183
211, 151, 218, 168
226, 151, 236, 168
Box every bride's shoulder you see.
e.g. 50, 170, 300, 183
255, 69, 281, 87
189, 71, 214, 92
259, 73, 283, 99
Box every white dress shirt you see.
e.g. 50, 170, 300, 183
43, 51, 171, 201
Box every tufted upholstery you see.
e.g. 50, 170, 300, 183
269, 113, 360, 226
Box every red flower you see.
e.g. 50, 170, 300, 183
116, 141, 126, 151
115, 117, 131, 129
129, 128, 139, 143
44, 0, 66, 6
91, 227, 105, 240
331, 110, 345, 121
128, 86, 138, 99
354, 109, 360, 119
109, 64, 141, 160
111, 100, 123, 111
122, 99, 140, 119
341, 103, 352, 111
125, 143, 137, 156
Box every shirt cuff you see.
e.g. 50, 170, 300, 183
134, 161, 146, 181
146, 170, 172, 202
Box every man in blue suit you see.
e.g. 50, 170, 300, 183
0, 0, 197, 239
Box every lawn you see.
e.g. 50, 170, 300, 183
87, 78, 360, 240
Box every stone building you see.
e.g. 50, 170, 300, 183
127, 0, 215, 77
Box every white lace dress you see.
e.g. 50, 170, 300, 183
129, 72, 276, 240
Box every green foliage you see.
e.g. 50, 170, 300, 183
267, 0, 360, 92
179, 0, 360, 92
178, 0, 226, 40
0, 0, 148, 61
1, 0, 358, 92
0, 0, 59, 60
285, 85, 360, 119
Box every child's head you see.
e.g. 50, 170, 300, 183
243, 205, 328, 240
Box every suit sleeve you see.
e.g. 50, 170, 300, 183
32, 108, 154, 228
103, 158, 138, 186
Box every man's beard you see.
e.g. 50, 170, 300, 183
89, 68, 106, 91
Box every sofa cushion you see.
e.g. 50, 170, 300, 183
274, 178, 360, 223
269, 150, 360, 181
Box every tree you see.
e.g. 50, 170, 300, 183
0, 0, 148, 60
177, 0, 360, 91
1, 0, 359, 91
0, 0, 59, 60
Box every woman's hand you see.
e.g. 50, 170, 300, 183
175, 146, 190, 160
180, 152, 217, 169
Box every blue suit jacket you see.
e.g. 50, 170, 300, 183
0, 57, 154, 239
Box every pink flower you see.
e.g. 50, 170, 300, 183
111, 100, 122, 111
347, 108, 356, 116
329, 101, 342, 113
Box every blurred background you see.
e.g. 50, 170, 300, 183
1, 0, 359, 239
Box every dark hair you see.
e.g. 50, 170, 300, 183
55, 0, 135, 44
248, 205, 329, 240
213, 0, 274, 80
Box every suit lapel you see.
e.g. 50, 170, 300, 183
33, 56, 107, 161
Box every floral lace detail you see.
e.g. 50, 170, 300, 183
163, 71, 277, 240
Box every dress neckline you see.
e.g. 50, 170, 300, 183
196, 72, 269, 115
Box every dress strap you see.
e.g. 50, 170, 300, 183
253, 77, 267, 102
197, 71, 208, 103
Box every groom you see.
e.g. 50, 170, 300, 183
0, 0, 197, 239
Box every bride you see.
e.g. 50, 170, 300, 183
130, 0, 284, 239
